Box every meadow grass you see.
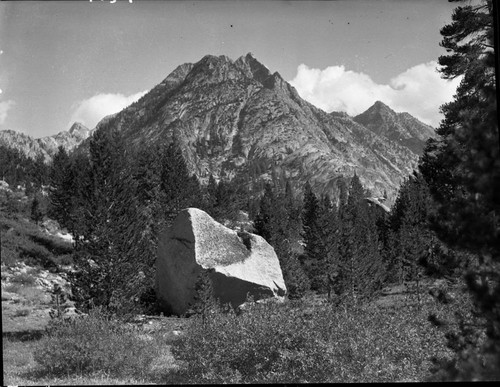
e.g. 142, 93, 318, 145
167, 294, 456, 383
3, 322, 178, 385
2, 273, 468, 384
3, 336, 160, 386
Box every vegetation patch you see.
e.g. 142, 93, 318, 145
168, 298, 454, 383
2, 336, 161, 386
13, 308, 32, 318
11, 272, 37, 286
0, 213, 72, 270
4, 283, 22, 294
32, 307, 171, 380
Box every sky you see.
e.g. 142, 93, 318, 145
0, 0, 461, 138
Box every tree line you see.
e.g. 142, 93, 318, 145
42, 116, 465, 314
2, 109, 468, 315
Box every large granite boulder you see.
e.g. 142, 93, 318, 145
156, 208, 287, 315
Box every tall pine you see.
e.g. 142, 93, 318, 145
419, 0, 500, 380
337, 174, 385, 303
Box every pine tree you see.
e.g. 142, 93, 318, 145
254, 183, 275, 242
48, 146, 75, 231
32, 153, 49, 190
283, 180, 303, 254
419, 1, 500, 380
159, 142, 204, 225
67, 151, 93, 244
253, 181, 310, 299
337, 174, 385, 303
30, 192, 43, 224
49, 283, 68, 319
190, 268, 217, 325
420, 0, 499, 256
68, 125, 133, 311
301, 181, 329, 292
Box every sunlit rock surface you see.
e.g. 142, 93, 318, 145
156, 208, 286, 315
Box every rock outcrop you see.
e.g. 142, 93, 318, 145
156, 208, 286, 315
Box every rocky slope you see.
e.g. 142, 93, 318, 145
0, 122, 91, 163
90, 53, 434, 202
353, 101, 436, 155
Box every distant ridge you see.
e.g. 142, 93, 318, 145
353, 100, 436, 155
0, 122, 91, 162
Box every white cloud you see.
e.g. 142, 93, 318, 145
289, 61, 461, 127
0, 100, 15, 124
69, 91, 147, 129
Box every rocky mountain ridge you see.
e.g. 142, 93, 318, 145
353, 101, 436, 155
0, 122, 91, 163
91, 53, 435, 202
2, 53, 436, 203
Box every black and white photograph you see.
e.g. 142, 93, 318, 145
1, 0, 498, 384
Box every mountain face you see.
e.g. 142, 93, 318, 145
1, 53, 434, 202
353, 101, 436, 155
0, 122, 90, 163
90, 53, 435, 203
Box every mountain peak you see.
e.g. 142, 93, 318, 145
78, 52, 430, 201
68, 122, 89, 135
370, 100, 395, 113
200, 54, 232, 64
235, 52, 272, 85
354, 101, 436, 155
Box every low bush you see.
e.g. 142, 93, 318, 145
29, 232, 73, 255
18, 285, 50, 305
11, 272, 37, 286
0, 190, 29, 216
0, 214, 73, 270
4, 283, 22, 294
1, 245, 17, 267
13, 308, 31, 317
33, 307, 165, 379
168, 299, 453, 383
51, 254, 73, 266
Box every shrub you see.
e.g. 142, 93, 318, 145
17, 285, 49, 304
26, 266, 41, 275
0, 214, 72, 269
29, 232, 73, 255
1, 245, 17, 267
13, 308, 31, 317
11, 272, 37, 286
33, 307, 164, 379
20, 243, 58, 271
168, 299, 452, 383
51, 253, 73, 266
4, 283, 22, 294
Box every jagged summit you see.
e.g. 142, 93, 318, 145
354, 101, 436, 155
2, 53, 435, 200
68, 122, 90, 136
83, 52, 434, 202
372, 100, 392, 109
361, 101, 398, 121
235, 52, 272, 85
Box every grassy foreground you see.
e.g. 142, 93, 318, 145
2, 309, 182, 385
3, 287, 464, 385
169, 296, 456, 383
